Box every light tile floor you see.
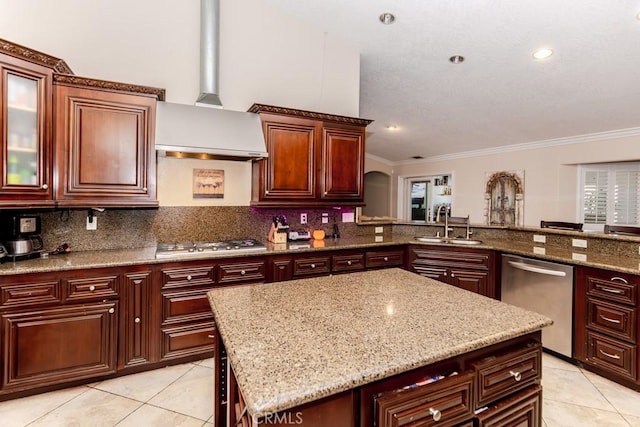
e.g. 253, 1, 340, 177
1, 353, 639, 426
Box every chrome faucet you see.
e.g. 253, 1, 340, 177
436, 205, 452, 238
465, 215, 472, 239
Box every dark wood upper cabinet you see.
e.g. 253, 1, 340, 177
249, 104, 372, 207
54, 83, 158, 207
0, 38, 164, 209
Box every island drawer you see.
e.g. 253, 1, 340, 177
332, 252, 365, 273
65, 274, 119, 302
472, 342, 541, 407
160, 321, 216, 361
411, 247, 490, 270
374, 371, 475, 427
293, 256, 331, 277
365, 249, 404, 268
587, 298, 636, 342
161, 265, 216, 289
585, 331, 637, 380
584, 268, 637, 305
217, 260, 266, 285
475, 385, 541, 427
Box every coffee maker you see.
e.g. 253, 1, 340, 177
1, 214, 44, 260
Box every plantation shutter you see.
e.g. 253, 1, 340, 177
583, 170, 608, 224
614, 169, 640, 225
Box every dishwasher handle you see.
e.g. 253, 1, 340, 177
507, 260, 567, 277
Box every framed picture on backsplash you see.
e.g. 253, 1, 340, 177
193, 169, 224, 199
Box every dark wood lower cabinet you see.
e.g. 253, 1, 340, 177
119, 270, 152, 369
1, 302, 118, 392
476, 386, 542, 427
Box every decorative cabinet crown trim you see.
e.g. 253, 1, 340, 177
248, 103, 373, 127
0, 38, 73, 74
54, 74, 166, 101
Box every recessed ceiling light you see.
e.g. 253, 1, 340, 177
379, 13, 395, 25
411, 155, 424, 160
532, 48, 553, 60
636, 11, 640, 20
386, 125, 399, 131
449, 55, 465, 64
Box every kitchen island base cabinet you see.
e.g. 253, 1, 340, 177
215, 332, 543, 427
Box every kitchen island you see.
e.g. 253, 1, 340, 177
207, 268, 552, 426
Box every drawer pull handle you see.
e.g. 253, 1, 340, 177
187, 275, 192, 281
610, 277, 629, 284
601, 287, 624, 295
134, 317, 140, 324
347, 260, 352, 266
384, 257, 389, 262
207, 335, 215, 339
108, 308, 115, 314
311, 264, 316, 269
429, 408, 442, 422
89, 285, 96, 291
240, 270, 246, 275
599, 349, 621, 360
600, 315, 621, 324
509, 370, 522, 381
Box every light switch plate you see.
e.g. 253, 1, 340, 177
375, 226, 384, 234
342, 212, 355, 223
572, 252, 588, 262
533, 234, 546, 243
86, 216, 97, 230
300, 213, 307, 224
533, 246, 546, 255
572, 239, 587, 248
375, 235, 384, 242
321, 213, 329, 224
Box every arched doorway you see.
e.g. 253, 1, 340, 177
363, 171, 391, 217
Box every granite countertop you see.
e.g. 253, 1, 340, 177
207, 268, 552, 417
1, 234, 638, 276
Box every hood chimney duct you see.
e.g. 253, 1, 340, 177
196, 0, 223, 108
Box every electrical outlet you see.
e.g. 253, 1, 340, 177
572, 252, 588, 262
533, 234, 546, 244
86, 216, 97, 230
375, 226, 384, 234
533, 246, 546, 255
572, 238, 587, 248
375, 235, 384, 242
300, 213, 307, 224
322, 213, 329, 224
638, 245, 640, 255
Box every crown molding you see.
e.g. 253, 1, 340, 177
390, 127, 640, 166
365, 152, 395, 166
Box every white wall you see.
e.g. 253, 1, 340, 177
393, 134, 640, 226
0, 0, 361, 206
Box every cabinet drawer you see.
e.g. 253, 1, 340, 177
586, 331, 637, 380
412, 248, 490, 270
586, 272, 637, 305
161, 265, 215, 289
218, 261, 265, 285
375, 371, 475, 427
472, 342, 541, 407
332, 253, 365, 272
476, 385, 542, 427
65, 275, 119, 302
293, 256, 331, 277
366, 250, 404, 268
1, 280, 62, 308
587, 298, 636, 342
162, 289, 215, 325
161, 321, 216, 360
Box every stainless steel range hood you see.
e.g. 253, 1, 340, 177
154, 0, 267, 160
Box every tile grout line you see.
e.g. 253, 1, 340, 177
24, 385, 94, 427
579, 367, 634, 426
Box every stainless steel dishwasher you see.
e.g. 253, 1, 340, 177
501, 254, 574, 357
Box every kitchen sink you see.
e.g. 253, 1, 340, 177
415, 237, 447, 243
449, 238, 483, 245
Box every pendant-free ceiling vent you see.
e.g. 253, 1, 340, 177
154, 0, 267, 160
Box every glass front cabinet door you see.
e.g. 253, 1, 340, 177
1, 54, 53, 205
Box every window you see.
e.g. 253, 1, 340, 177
399, 174, 452, 222
579, 162, 640, 231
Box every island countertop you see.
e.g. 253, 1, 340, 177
207, 268, 552, 417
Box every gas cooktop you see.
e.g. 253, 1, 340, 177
155, 239, 267, 259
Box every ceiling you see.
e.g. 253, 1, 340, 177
260, 0, 640, 163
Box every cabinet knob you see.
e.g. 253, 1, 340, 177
108, 308, 115, 314
450, 273, 455, 278
265, 190, 269, 195
240, 270, 246, 275
429, 408, 442, 422
443, 272, 448, 277
384, 257, 389, 262
142, 187, 148, 192
134, 317, 140, 323
89, 285, 96, 291
347, 260, 352, 266
187, 275, 192, 281
509, 370, 522, 381
41, 183, 49, 190
311, 264, 316, 269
